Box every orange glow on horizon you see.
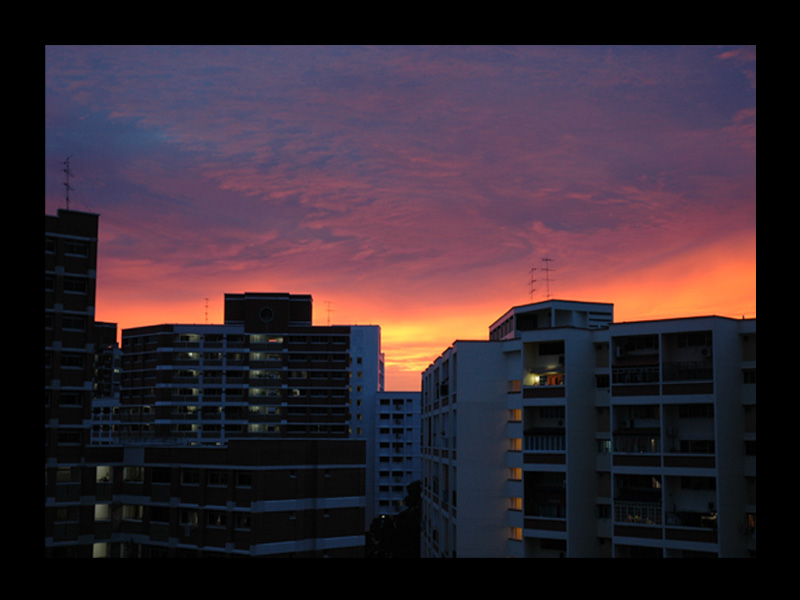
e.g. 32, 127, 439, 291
95, 228, 755, 392
97, 239, 755, 393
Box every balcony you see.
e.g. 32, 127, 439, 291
665, 510, 717, 530
612, 366, 659, 385
523, 371, 565, 399
524, 431, 565, 452
611, 360, 714, 397
526, 370, 564, 387
614, 500, 662, 526
613, 431, 660, 454
662, 361, 713, 382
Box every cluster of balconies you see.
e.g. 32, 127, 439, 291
515, 383, 723, 552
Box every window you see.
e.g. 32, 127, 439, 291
96, 465, 113, 483
151, 506, 170, 523
207, 511, 227, 527
123, 466, 144, 483
55, 507, 78, 522
182, 469, 200, 485
60, 354, 86, 369
151, 467, 170, 484
207, 471, 227, 487
180, 509, 199, 527
55, 466, 77, 483
677, 331, 712, 347
62, 315, 86, 331
60, 392, 83, 406
63, 277, 88, 294
235, 513, 251, 529
122, 505, 143, 520
64, 241, 88, 256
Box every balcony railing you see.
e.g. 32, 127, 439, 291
662, 361, 713, 382
525, 372, 564, 387
525, 434, 565, 452
665, 511, 717, 530
612, 366, 659, 384
614, 501, 662, 525
611, 362, 713, 384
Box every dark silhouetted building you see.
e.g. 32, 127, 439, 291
46, 211, 368, 557
46, 209, 123, 555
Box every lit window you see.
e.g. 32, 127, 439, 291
96, 465, 113, 483
122, 505, 143, 520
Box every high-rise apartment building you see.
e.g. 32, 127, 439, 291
46, 209, 120, 555
118, 293, 356, 442
373, 391, 421, 519
45, 209, 100, 455
89, 293, 369, 556
420, 300, 756, 558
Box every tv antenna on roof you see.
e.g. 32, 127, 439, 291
325, 301, 334, 326
62, 155, 74, 210
528, 266, 538, 301
541, 256, 555, 299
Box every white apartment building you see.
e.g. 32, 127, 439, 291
420, 300, 756, 558
347, 326, 421, 527
373, 391, 421, 519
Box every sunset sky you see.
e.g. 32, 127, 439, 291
44, 45, 756, 390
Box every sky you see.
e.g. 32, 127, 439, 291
44, 45, 756, 391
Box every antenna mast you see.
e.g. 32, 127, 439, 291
528, 267, 538, 301
62, 155, 73, 210
541, 256, 555, 299
325, 301, 334, 326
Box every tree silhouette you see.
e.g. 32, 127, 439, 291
366, 481, 420, 558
